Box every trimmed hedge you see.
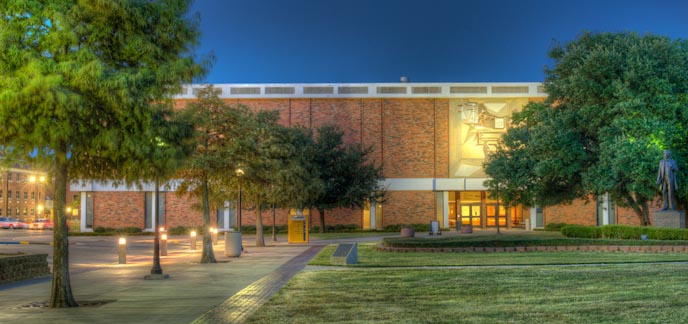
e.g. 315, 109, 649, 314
544, 222, 570, 232
561, 224, 688, 240
560, 225, 602, 238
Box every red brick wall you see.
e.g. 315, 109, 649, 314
543, 200, 597, 226
543, 198, 646, 227
381, 99, 436, 178
383, 191, 436, 226
92, 192, 144, 228
434, 99, 450, 178
164, 192, 204, 229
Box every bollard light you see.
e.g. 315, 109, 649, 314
190, 230, 197, 250
118, 237, 127, 264
161, 233, 168, 256
211, 227, 218, 245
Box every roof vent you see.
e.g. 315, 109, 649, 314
400, 76, 409, 83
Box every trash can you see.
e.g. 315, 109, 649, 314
225, 230, 242, 257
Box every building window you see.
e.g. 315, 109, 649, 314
15, 191, 19, 200
16, 174, 21, 182
7, 173, 12, 181
23, 208, 27, 215
31, 208, 34, 216
31, 192, 35, 200
8, 191, 11, 199
24, 192, 28, 199
0, 190, 2, 198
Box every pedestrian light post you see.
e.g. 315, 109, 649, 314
235, 168, 244, 232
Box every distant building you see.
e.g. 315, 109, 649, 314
1, 167, 50, 223
68, 82, 640, 232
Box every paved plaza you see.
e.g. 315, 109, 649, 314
0, 232, 327, 324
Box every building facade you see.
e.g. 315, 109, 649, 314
1, 167, 49, 223
69, 82, 646, 232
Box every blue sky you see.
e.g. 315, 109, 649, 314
189, 0, 688, 84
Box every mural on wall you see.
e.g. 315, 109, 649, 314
449, 98, 530, 178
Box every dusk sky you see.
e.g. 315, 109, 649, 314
189, 0, 688, 84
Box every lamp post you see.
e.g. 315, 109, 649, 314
145, 178, 168, 280
28, 174, 46, 223
235, 168, 244, 232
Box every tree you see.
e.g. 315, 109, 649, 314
0, 1, 205, 307
176, 85, 253, 263
242, 117, 323, 246
132, 104, 194, 278
484, 32, 688, 225
308, 125, 385, 233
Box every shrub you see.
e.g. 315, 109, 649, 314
560, 225, 602, 238
93, 226, 115, 233
116, 226, 142, 234
600, 225, 642, 240
383, 223, 432, 232
168, 226, 189, 235
544, 222, 569, 232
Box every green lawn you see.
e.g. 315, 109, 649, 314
245, 263, 688, 323
246, 242, 688, 323
309, 243, 688, 267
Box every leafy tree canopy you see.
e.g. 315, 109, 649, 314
0, 0, 206, 306
485, 32, 688, 225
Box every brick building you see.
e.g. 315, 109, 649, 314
68, 82, 646, 232
1, 167, 50, 224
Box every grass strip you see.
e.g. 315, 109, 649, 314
246, 263, 688, 324
309, 243, 688, 267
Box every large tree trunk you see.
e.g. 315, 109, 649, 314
318, 208, 326, 233
50, 150, 78, 307
200, 179, 216, 263
256, 203, 265, 247
624, 192, 652, 226
640, 200, 651, 226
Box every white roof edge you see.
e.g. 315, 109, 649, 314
173, 82, 547, 99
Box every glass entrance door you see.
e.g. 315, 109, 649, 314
486, 204, 507, 227
460, 204, 481, 227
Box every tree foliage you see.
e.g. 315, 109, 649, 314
485, 32, 688, 225
0, 0, 205, 306
307, 125, 385, 233
176, 85, 254, 262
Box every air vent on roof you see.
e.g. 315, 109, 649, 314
304, 86, 334, 94
338, 86, 369, 94
492, 86, 529, 94
450, 86, 488, 94
412, 86, 441, 94
265, 87, 295, 94
230, 87, 261, 95
377, 86, 407, 94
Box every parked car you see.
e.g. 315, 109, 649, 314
28, 219, 54, 230
0, 217, 27, 229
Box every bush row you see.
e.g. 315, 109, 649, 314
561, 224, 688, 240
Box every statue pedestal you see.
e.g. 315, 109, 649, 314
653, 211, 686, 228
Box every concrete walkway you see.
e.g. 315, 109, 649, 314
0, 235, 325, 324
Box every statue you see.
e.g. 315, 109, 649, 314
657, 149, 678, 211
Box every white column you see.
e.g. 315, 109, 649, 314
80, 192, 91, 232
602, 192, 610, 225
442, 191, 449, 228
370, 204, 376, 230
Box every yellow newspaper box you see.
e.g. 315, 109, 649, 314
288, 209, 309, 244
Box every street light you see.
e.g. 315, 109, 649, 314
235, 168, 244, 232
